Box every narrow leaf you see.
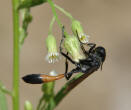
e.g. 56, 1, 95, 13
18, 0, 47, 9
19, 8, 32, 47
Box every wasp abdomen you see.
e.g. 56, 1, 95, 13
22, 74, 43, 84
22, 74, 65, 84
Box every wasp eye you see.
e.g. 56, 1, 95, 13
95, 47, 106, 62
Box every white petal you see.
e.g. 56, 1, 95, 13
45, 52, 60, 63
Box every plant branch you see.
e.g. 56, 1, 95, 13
54, 4, 74, 21
47, 0, 62, 28
0, 86, 12, 97
54, 66, 98, 106
12, 0, 20, 109
48, 16, 56, 34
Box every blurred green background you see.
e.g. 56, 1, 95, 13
0, 0, 131, 110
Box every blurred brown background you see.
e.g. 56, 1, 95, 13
0, 0, 131, 110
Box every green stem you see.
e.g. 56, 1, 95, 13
54, 73, 82, 105
37, 82, 55, 110
47, 0, 62, 28
36, 95, 44, 110
0, 87, 12, 97
12, 0, 20, 109
41, 102, 48, 110
42, 82, 55, 110
54, 4, 74, 21
45, 98, 55, 110
48, 16, 56, 34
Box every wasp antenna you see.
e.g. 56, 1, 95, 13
22, 74, 43, 84
100, 62, 103, 71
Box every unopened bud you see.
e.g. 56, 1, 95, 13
24, 100, 33, 110
64, 35, 85, 62
45, 34, 60, 63
71, 20, 89, 44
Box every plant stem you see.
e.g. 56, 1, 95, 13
47, 0, 62, 28
0, 87, 12, 97
12, 0, 20, 109
42, 82, 55, 110
54, 66, 98, 106
48, 16, 56, 35
54, 4, 74, 21
37, 81, 55, 110
37, 95, 44, 110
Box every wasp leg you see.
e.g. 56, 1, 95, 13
65, 52, 69, 74
60, 45, 77, 65
88, 43, 96, 53
60, 43, 77, 64
60, 26, 65, 48
65, 67, 81, 80
60, 26, 77, 65
76, 30, 88, 57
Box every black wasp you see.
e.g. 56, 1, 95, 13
60, 26, 106, 80
22, 26, 106, 84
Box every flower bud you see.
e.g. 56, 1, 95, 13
64, 35, 85, 62
24, 100, 33, 110
71, 20, 89, 43
45, 34, 60, 63
72, 20, 83, 36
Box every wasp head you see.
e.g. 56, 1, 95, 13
95, 46, 106, 63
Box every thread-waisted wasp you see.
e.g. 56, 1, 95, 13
22, 26, 106, 84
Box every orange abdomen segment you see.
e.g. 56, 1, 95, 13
40, 74, 64, 82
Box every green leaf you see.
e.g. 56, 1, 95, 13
0, 85, 8, 110
18, 0, 47, 9
19, 8, 32, 47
